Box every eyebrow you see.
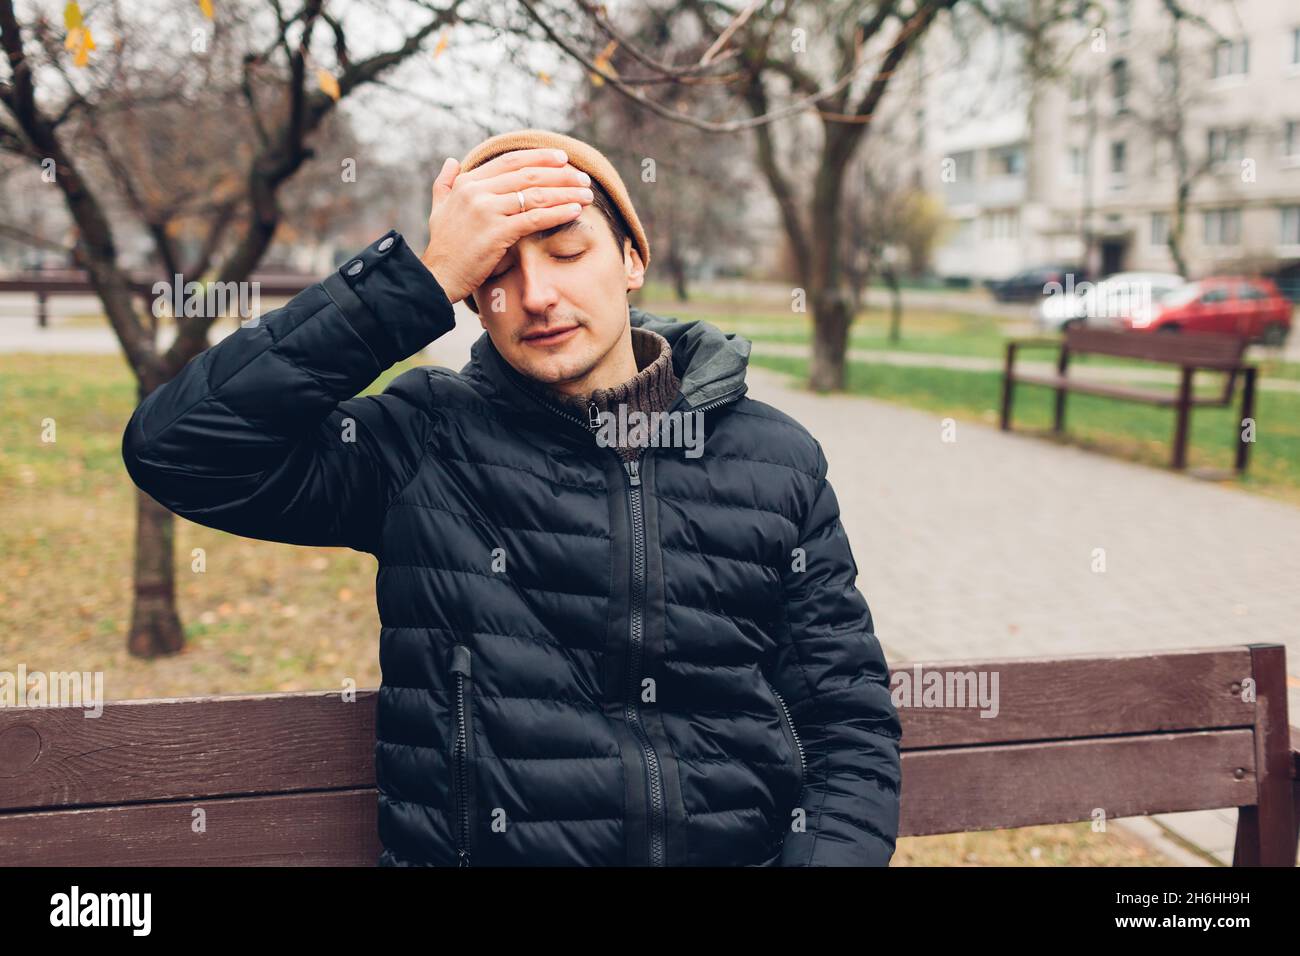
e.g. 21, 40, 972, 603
528, 219, 588, 242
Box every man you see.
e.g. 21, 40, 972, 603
121, 128, 902, 867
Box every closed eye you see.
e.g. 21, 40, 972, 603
554, 251, 585, 262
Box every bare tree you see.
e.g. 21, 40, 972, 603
0, 0, 464, 656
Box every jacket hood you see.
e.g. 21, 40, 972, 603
460, 305, 752, 420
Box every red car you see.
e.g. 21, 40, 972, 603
1125, 276, 1292, 345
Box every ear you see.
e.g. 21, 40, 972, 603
624, 240, 645, 292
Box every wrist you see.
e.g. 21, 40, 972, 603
420, 249, 464, 304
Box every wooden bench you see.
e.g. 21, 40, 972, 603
1001, 327, 1257, 472
1, 644, 1296, 865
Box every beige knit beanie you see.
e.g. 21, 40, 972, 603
457, 128, 650, 314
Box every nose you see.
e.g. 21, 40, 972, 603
516, 252, 560, 318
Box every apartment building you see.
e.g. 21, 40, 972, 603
925, 0, 1300, 287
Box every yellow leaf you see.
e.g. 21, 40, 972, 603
317, 69, 341, 101
65, 27, 79, 51
591, 39, 618, 85
433, 27, 449, 58
199, 0, 214, 19
63, 1, 82, 31
537, 70, 551, 85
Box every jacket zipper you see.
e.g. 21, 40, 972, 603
621, 453, 666, 865
450, 643, 473, 867
504, 366, 744, 866
765, 678, 806, 787
764, 676, 805, 858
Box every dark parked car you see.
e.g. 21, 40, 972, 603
985, 265, 1088, 303
1123, 276, 1292, 345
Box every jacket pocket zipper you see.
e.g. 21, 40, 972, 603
449, 643, 474, 867
764, 676, 805, 789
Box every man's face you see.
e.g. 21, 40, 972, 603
472, 201, 645, 390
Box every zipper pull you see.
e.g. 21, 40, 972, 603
588, 401, 601, 430
457, 848, 471, 867
624, 459, 641, 486
450, 643, 471, 677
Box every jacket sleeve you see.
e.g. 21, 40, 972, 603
769, 439, 903, 866
121, 229, 457, 555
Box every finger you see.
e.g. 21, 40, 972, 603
432, 157, 458, 203
459, 147, 569, 182
484, 164, 592, 194
504, 202, 584, 240
490, 185, 593, 216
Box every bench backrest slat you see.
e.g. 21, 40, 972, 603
900, 729, 1256, 836
1064, 327, 1247, 367
894, 647, 1253, 748
0, 690, 375, 812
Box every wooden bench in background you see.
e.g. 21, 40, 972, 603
1, 644, 1296, 866
1001, 327, 1257, 472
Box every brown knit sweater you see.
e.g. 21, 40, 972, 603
531, 326, 681, 462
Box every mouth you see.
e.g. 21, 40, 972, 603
521, 324, 580, 347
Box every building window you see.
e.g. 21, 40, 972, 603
1151, 212, 1169, 248
1212, 38, 1249, 78
1110, 58, 1129, 113
1291, 28, 1300, 67
982, 209, 1020, 240
1207, 127, 1247, 166
1284, 120, 1300, 159
989, 145, 1025, 176
948, 150, 974, 183
1281, 206, 1300, 246
1068, 73, 1090, 112
951, 218, 976, 247
1203, 208, 1242, 246
1069, 146, 1088, 177
1110, 140, 1127, 176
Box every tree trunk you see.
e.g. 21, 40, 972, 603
127, 486, 184, 658
884, 264, 903, 344
809, 286, 852, 392
668, 250, 690, 302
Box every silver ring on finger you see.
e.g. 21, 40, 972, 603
516, 190, 526, 213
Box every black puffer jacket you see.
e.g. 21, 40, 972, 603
121, 229, 902, 867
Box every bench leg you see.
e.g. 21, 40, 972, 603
1235, 367, 1256, 473
1052, 344, 1070, 433
1000, 346, 1016, 431
1232, 645, 1297, 866
1171, 367, 1193, 470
